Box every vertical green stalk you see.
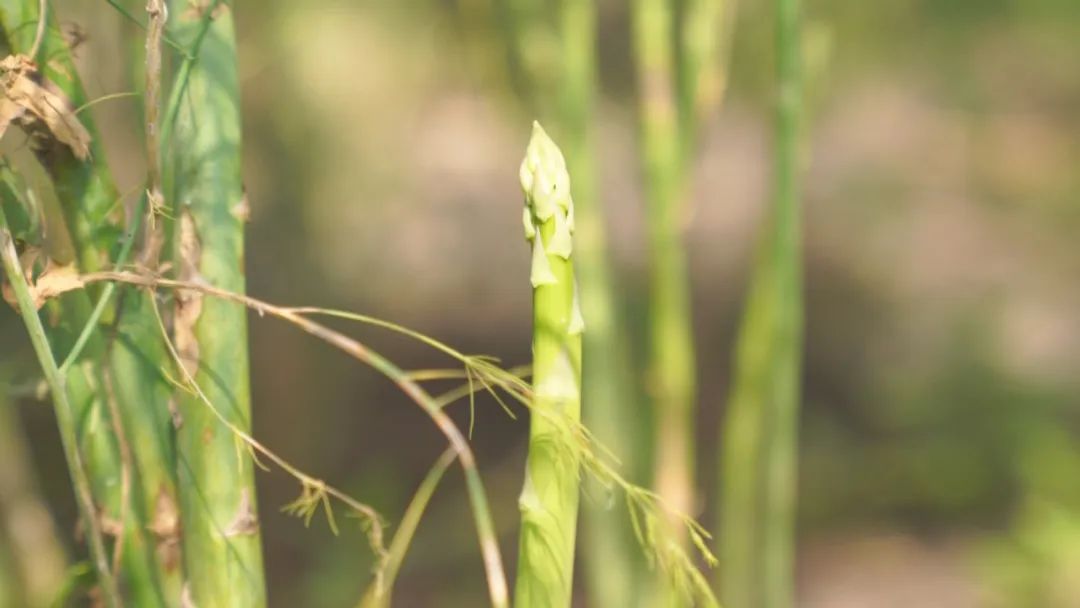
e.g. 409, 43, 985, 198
0, 3, 182, 603
557, 1, 641, 607
0, 205, 120, 607
515, 123, 584, 608
165, 3, 266, 606
0, 381, 67, 608
632, 0, 697, 595
718, 0, 803, 605
679, 0, 737, 148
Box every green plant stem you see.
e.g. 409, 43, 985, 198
515, 123, 583, 608
358, 448, 457, 608
556, 1, 642, 607
0, 381, 68, 608
718, 0, 803, 605
632, 0, 698, 598
0, 208, 120, 608
0, 4, 182, 603
679, 0, 737, 149
77, 271, 511, 608
164, 2, 266, 606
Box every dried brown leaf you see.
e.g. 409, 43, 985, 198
29, 262, 84, 308
0, 54, 90, 160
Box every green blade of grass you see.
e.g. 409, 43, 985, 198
718, 0, 804, 605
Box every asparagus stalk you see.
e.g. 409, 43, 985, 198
514, 122, 584, 608
555, 2, 642, 606
0, 4, 182, 603
679, 0, 738, 148
632, 0, 697, 583
164, 3, 266, 605
718, 0, 804, 605
0, 203, 121, 607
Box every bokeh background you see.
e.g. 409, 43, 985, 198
3, 0, 1080, 606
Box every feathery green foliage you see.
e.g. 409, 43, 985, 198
514, 122, 584, 608
718, 0, 804, 605
164, 2, 266, 605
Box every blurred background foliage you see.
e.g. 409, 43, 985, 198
1, 0, 1079, 606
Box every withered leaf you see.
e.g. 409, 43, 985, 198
0, 54, 90, 160
29, 262, 84, 308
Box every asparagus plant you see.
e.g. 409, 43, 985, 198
515, 122, 584, 608
553, 2, 643, 607
719, 0, 804, 605
0, 202, 121, 607
164, 2, 266, 606
632, 0, 697, 579
0, 2, 182, 603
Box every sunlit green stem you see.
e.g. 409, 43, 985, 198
718, 0, 803, 605
514, 123, 584, 608
164, 2, 266, 605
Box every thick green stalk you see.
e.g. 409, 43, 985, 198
165, 4, 266, 606
718, 0, 803, 605
0, 206, 120, 607
0, 4, 182, 603
556, 1, 641, 607
515, 123, 584, 608
0, 382, 67, 608
632, 0, 697, 594
0, 173, 167, 606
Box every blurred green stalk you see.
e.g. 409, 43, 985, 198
556, 2, 642, 607
632, 2, 697, 599
0, 380, 67, 608
679, 0, 737, 148
165, 3, 266, 606
515, 123, 584, 608
718, 0, 803, 605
